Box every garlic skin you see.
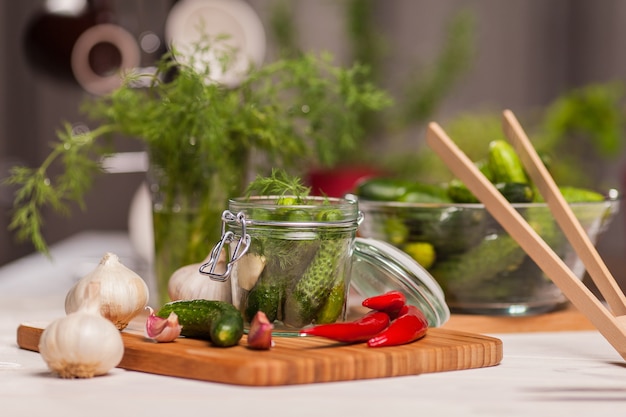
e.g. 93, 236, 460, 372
145, 307, 182, 342
168, 250, 231, 302
65, 252, 149, 330
39, 292, 124, 378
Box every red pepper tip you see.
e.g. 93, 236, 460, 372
362, 290, 407, 316
366, 304, 428, 348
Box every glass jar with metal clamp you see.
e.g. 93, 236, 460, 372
200, 195, 361, 335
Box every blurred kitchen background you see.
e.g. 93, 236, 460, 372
1, 0, 626, 290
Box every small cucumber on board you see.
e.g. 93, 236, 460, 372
157, 299, 244, 347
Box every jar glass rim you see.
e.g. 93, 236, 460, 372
228, 195, 362, 228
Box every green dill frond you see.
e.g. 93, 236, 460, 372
3, 122, 114, 253
244, 169, 310, 201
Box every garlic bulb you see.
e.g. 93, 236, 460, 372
39, 284, 124, 378
65, 252, 149, 330
167, 250, 231, 302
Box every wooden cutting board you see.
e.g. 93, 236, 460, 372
17, 323, 502, 386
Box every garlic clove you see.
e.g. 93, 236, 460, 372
145, 307, 182, 342
65, 252, 149, 330
232, 253, 266, 291
167, 250, 231, 302
247, 311, 274, 350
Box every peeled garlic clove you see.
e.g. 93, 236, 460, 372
167, 250, 231, 302
145, 307, 182, 342
65, 252, 149, 330
232, 253, 266, 291
39, 309, 124, 378
247, 311, 274, 350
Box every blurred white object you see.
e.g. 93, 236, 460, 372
45, 0, 87, 16
101, 151, 149, 174
165, 0, 266, 87
128, 182, 154, 264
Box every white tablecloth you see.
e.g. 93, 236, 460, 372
1, 232, 624, 417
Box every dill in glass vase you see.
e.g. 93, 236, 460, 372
5, 35, 392, 306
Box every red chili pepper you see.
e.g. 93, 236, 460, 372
367, 305, 428, 348
299, 311, 391, 343
362, 290, 406, 317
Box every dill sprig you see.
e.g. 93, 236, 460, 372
244, 169, 311, 202
3, 123, 114, 255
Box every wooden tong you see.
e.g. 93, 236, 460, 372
426, 110, 626, 360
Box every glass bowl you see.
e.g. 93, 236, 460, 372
356, 191, 620, 316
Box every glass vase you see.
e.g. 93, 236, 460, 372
149, 163, 247, 307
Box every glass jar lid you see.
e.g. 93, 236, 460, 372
350, 237, 450, 327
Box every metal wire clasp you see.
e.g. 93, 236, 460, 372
199, 210, 251, 282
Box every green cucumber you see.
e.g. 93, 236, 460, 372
157, 299, 244, 347
429, 234, 527, 297
398, 182, 452, 203
447, 179, 479, 203
414, 205, 487, 257
533, 186, 605, 203
314, 279, 347, 324
488, 140, 528, 184
475, 159, 495, 182
244, 273, 284, 323
356, 177, 451, 203
448, 181, 533, 204
383, 216, 410, 246
244, 237, 320, 323
283, 235, 349, 328
496, 182, 534, 203
355, 178, 415, 201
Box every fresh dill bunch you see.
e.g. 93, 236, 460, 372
244, 169, 311, 202
5, 35, 392, 255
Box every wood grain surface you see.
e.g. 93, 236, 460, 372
17, 323, 502, 386
443, 304, 596, 334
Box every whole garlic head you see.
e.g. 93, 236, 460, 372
40, 283, 124, 378
65, 252, 149, 330
167, 250, 231, 302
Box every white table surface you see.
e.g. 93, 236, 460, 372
1, 231, 625, 417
